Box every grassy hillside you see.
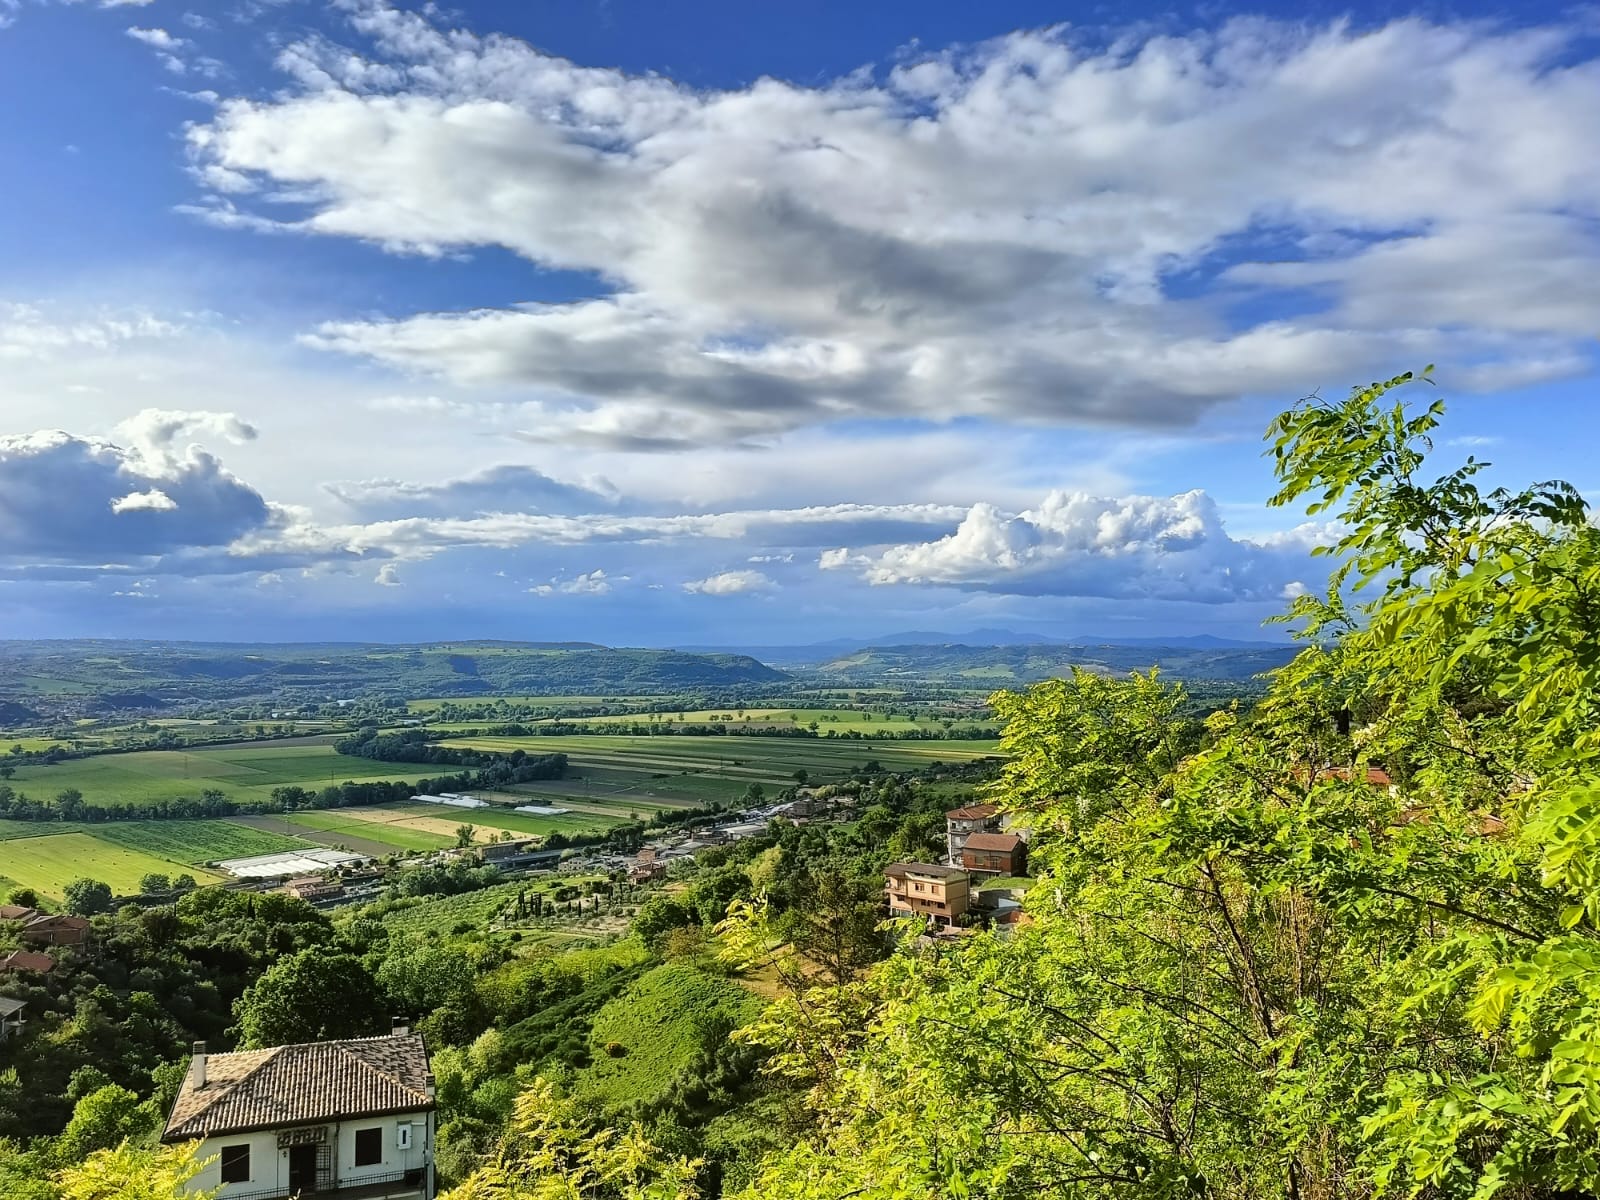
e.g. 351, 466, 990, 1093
577, 962, 764, 1107
0, 640, 788, 708
813, 641, 1296, 683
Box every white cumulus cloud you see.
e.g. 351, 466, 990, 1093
179, 4, 1600, 446
110, 488, 177, 513
530, 568, 613, 596
683, 569, 773, 596
824, 489, 1324, 602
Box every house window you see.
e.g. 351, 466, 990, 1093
219, 1144, 250, 1183
354, 1126, 384, 1167
913, 882, 924, 892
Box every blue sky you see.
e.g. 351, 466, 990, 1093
2, 0, 1597, 646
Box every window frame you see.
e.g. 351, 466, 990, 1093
219, 1143, 250, 1184
354, 1125, 384, 1167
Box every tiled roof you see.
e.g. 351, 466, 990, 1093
0, 905, 37, 921
885, 861, 968, 880
945, 804, 998, 821
963, 832, 1022, 853
162, 1033, 434, 1141
0, 950, 55, 973
24, 914, 88, 931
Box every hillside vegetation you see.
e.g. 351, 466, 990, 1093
0, 641, 787, 707
814, 640, 1296, 682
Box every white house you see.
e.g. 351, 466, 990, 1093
162, 1029, 436, 1200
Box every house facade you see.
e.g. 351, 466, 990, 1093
1, 908, 91, 947
0, 998, 25, 1040
162, 1030, 436, 1200
281, 877, 343, 902
885, 862, 971, 926
945, 804, 1002, 864
959, 832, 1027, 877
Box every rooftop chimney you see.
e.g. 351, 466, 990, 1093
192, 1041, 207, 1089
392, 1018, 410, 1036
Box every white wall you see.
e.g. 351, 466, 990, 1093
188, 1128, 290, 1196
185, 1111, 433, 1197
337, 1111, 432, 1184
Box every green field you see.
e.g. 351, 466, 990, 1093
0, 819, 88, 841
274, 810, 454, 853
441, 733, 1000, 795
392, 801, 620, 839
86, 820, 312, 865
2, 741, 415, 808
0, 831, 223, 900
577, 962, 764, 1106
564, 705, 994, 734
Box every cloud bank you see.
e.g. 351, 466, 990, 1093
180, 3, 1600, 447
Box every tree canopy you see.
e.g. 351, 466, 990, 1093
734, 374, 1600, 1199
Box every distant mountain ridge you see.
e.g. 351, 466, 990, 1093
807, 641, 1298, 683
0, 639, 786, 708
675, 629, 1289, 663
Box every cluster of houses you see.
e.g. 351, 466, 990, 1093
885, 803, 1029, 931
0, 904, 90, 977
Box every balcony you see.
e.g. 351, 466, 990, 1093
218, 1169, 428, 1200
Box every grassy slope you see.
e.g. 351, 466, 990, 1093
0, 831, 223, 899
577, 962, 764, 1107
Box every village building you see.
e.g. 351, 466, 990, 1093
884, 862, 971, 926
280, 877, 344, 902
162, 1028, 437, 1199
959, 832, 1028, 877
944, 804, 1003, 863
0, 950, 56, 975
476, 838, 539, 865
0, 998, 24, 1041
12, 912, 91, 947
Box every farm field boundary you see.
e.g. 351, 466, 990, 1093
0, 832, 223, 900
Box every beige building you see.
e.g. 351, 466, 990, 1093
162, 1030, 436, 1199
885, 862, 971, 926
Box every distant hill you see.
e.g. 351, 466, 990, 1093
0, 640, 787, 708
677, 629, 1288, 663
809, 642, 1298, 683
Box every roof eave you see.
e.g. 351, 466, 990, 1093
161, 1099, 436, 1144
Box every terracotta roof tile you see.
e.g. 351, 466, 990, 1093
0, 950, 55, 973
885, 861, 968, 880
162, 1033, 433, 1141
962, 832, 1022, 853
945, 804, 998, 821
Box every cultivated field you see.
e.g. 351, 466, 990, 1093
562, 705, 995, 734
2, 741, 414, 807
0, 831, 223, 900
394, 801, 621, 839
255, 810, 456, 854
372, 874, 607, 936
438, 739, 992, 784
87, 820, 310, 865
